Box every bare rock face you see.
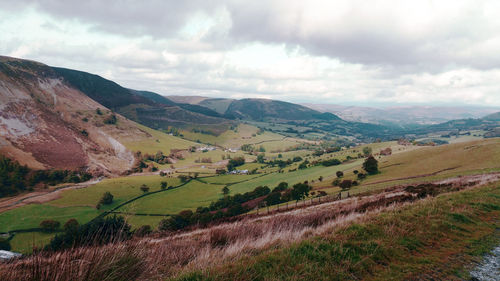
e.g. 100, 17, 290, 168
0, 56, 143, 175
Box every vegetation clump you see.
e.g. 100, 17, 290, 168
363, 155, 379, 175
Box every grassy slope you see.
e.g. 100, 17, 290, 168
175, 181, 500, 281
0, 204, 99, 233
115, 180, 225, 215
120, 123, 198, 154
9, 232, 56, 254
361, 138, 500, 189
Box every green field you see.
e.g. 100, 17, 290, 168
121, 123, 198, 154
50, 176, 181, 210
0, 204, 99, 233
115, 180, 226, 216
8, 232, 56, 254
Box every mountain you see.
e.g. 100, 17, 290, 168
224, 98, 340, 121
304, 103, 500, 126
54, 68, 231, 133
0, 56, 142, 174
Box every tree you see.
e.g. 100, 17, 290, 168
272, 182, 288, 192
257, 153, 265, 163
353, 170, 359, 175
363, 155, 379, 175
362, 146, 373, 156
140, 184, 150, 193
222, 186, 230, 195
99, 191, 114, 205
265, 192, 281, 206
63, 218, 79, 232
357, 172, 366, 180
318, 176, 323, 182
339, 180, 352, 190
161, 181, 168, 190
291, 183, 311, 201
227, 157, 245, 171
336, 171, 344, 178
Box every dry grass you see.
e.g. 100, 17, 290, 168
1, 174, 498, 280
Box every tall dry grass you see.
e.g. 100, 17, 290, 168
2, 173, 498, 281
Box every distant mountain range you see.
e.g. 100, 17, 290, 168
303, 103, 500, 126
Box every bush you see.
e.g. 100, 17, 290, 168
357, 173, 366, 179
99, 192, 114, 205
362, 146, 372, 156
291, 183, 311, 201
40, 220, 60, 232
332, 178, 341, 186
336, 171, 344, 178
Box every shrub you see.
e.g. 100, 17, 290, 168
40, 220, 60, 232
100, 191, 114, 205
362, 146, 372, 156
222, 186, 230, 195
336, 171, 344, 178
291, 183, 311, 201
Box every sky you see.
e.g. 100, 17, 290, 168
1, 0, 500, 107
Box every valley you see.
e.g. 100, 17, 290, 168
0, 56, 499, 281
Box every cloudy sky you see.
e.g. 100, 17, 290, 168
1, 0, 500, 107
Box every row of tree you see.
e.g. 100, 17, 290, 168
0, 155, 92, 198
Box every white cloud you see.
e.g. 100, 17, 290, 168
0, 0, 499, 107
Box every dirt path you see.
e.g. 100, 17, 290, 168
0, 178, 102, 213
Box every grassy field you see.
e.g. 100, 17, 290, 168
200, 174, 263, 184
50, 176, 182, 210
0, 204, 99, 233
365, 138, 500, 185
174, 181, 500, 280
228, 159, 363, 194
8, 232, 56, 254
115, 180, 226, 216
121, 123, 198, 154
180, 124, 287, 149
